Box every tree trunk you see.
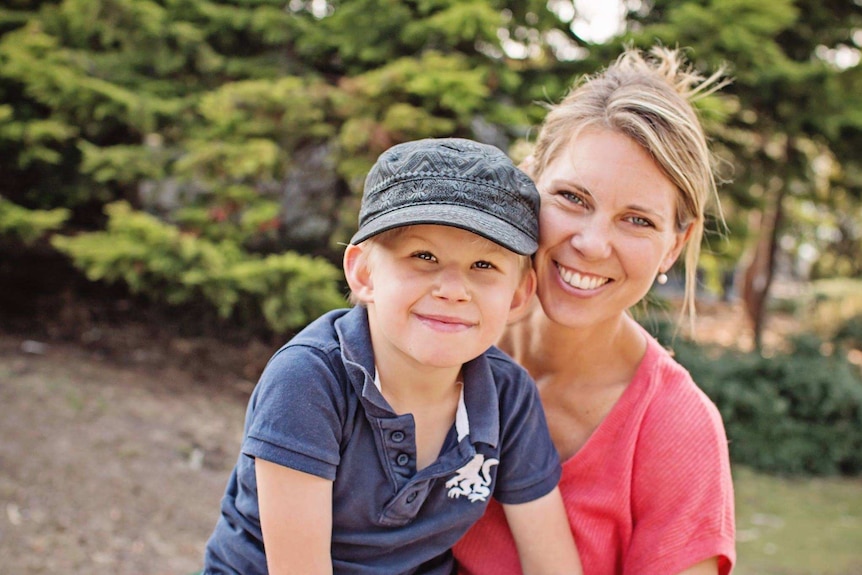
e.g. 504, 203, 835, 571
740, 185, 786, 351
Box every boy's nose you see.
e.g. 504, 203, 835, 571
432, 266, 471, 301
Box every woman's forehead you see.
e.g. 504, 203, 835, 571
542, 130, 681, 212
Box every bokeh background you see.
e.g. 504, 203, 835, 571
1, 0, 861, 573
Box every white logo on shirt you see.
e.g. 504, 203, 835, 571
445, 454, 499, 503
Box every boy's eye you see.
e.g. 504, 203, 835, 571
413, 251, 436, 262
473, 260, 495, 270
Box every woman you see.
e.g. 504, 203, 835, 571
453, 47, 736, 575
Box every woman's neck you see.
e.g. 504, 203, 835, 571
501, 303, 650, 461
500, 303, 647, 388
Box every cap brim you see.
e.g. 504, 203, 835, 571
350, 204, 537, 255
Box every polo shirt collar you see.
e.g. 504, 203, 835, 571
373, 372, 470, 442
460, 354, 500, 447
336, 307, 389, 414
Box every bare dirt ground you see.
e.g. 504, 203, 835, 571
0, 288, 790, 575
0, 326, 263, 575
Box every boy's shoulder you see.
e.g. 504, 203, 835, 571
265, 306, 374, 378
481, 344, 529, 375
276, 307, 366, 354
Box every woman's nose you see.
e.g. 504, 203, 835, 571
432, 266, 471, 301
569, 217, 613, 260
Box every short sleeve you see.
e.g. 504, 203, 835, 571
243, 344, 347, 481
626, 376, 735, 575
492, 364, 561, 505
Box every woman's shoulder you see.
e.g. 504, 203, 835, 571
639, 328, 702, 390
640, 328, 693, 379
635, 328, 726, 432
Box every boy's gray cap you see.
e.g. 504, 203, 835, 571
350, 138, 540, 255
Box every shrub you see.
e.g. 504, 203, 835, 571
0, 196, 69, 244
228, 252, 347, 335
834, 313, 862, 349
52, 201, 345, 334
647, 321, 862, 476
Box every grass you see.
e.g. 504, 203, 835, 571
734, 466, 862, 574
689, 288, 862, 573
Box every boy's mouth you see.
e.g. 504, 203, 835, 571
415, 313, 475, 331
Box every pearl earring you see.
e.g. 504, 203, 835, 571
656, 272, 668, 285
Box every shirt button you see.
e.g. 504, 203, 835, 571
406, 492, 418, 504
391, 431, 405, 443
396, 453, 410, 466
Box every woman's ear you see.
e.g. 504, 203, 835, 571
507, 267, 537, 323
661, 224, 694, 273
343, 243, 374, 304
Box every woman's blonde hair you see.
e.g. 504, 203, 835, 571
527, 46, 728, 327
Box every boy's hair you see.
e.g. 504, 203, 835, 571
350, 138, 540, 256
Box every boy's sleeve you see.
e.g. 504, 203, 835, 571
491, 366, 561, 505
243, 345, 347, 481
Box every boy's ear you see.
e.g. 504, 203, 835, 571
518, 155, 537, 177
343, 243, 374, 304
507, 267, 537, 322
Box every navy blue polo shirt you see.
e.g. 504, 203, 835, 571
204, 306, 560, 575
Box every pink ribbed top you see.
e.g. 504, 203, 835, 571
453, 327, 735, 575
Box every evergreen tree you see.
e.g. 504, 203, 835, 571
625, 0, 862, 348
2, 0, 860, 343
0, 0, 591, 334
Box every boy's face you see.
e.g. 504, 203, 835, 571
345, 225, 534, 371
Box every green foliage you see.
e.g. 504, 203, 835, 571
79, 140, 166, 185
171, 188, 283, 244
52, 201, 344, 333
834, 314, 862, 349
52, 201, 240, 311
798, 278, 862, 337
0, 196, 69, 243
649, 321, 862, 476
230, 253, 347, 334
3, 0, 582, 339
196, 77, 333, 142
3, 0, 862, 348
0, 107, 78, 168
403, 1, 501, 48
628, 0, 862, 294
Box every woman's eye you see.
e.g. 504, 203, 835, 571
473, 260, 495, 270
628, 216, 654, 228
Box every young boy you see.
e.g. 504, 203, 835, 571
203, 138, 581, 575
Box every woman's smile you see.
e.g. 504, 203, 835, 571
555, 262, 611, 291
